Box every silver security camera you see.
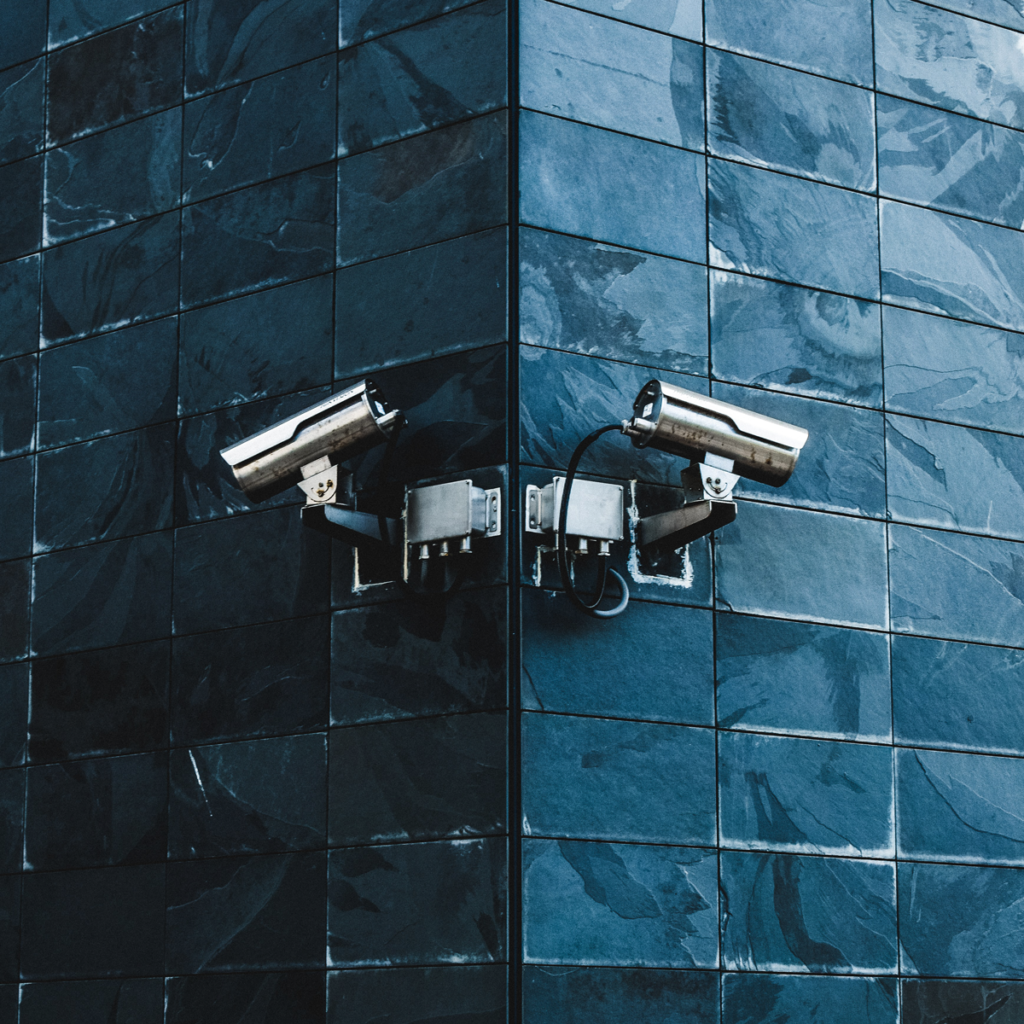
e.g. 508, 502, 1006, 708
220, 379, 401, 504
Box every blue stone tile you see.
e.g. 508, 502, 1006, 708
902, 978, 1024, 1023
37, 317, 177, 449
167, 851, 326, 972
42, 210, 180, 344
45, 108, 181, 246
521, 0, 703, 151
0, 354, 36, 458
521, 227, 707, 376
340, 0, 482, 46
723, 974, 898, 1024
339, 0, 505, 158
328, 839, 506, 966
708, 50, 876, 191
520, 111, 704, 262
0, 560, 30, 663
183, 55, 336, 204
887, 413, 1024, 539
168, 973, 325, 1024
0, 456, 32, 561
20, 864, 164, 979
898, 746, 1024, 864
709, 158, 879, 300
893, 634, 1024, 754
169, 733, 327, 857
889, 524, 1024, 644
0, 253, 39, 360
180, 275, 332, 417
0, 58, 43, 165
29, 640, 169, 762
20, 980, 163, 1024
0, 768, 24, 873
35, 423, 175, 552
705, 0, 873, 86
49, 0, 177, 45
548, 0, 701, 40
716, 503, 889, 629
181, 165, 334, 308
0, 663, 27, 766
719, 731, 894, 857
883, 304, 1024, 432
711, 270, 882, 406
0, 987, 11, 1024
330, 712, 506, 844
524, 966, 718, 1024
879, 96, 1024, 230
713, 382, 886, 518
930, 0, 1024, 30
337, 112, 507, 266
25, 750, 167, 870
716, 613, 892, 741
336, 228, 507, 377
46, 7, 184, 145
882, 200, 1024, 332
172, 615, 328, 744
0, 878, 16, 982
329, 966, 505, 1024
523, 714, 715, 844
875, 0, 1024, 130
899, 861, 1024, 977
185, 0, 335, 98
0, 154, 42, 261
172, 506, 330, 634
522, 590, 714, 724
0, 0, 45, 69
721, 851, 897, 973
522, 838, 718, 967
31, 531, 172, 656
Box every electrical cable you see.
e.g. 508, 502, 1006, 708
557, 424, 630, 619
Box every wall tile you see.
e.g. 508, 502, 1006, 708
31, 531, 173, 657
0, 987, 14, 1024
882, 304, 1024, 433
887, 413, 1024, 539
172, 615, 328, 745
19, 979, 164, 1024
893, 634, 1024, 754
179, 275, 333, 417
706, 0, 872, 85
0, 559, 30, 663
0, 155, 42, 261
875, 0, 1024, 130
708, 50, 876, 191
339, 0, 482, 46
166, 851, 326, 972
520, 110, 704, 262
713, 382, 886, 518
554, 0, 700, 39
522, 714, 715, 844
46, 7, 184, 146
899, 861, 1024, 977
521, 227, 707, 376
49, 0, 178, 45
330, 712, 505, 844
336, 228, 507, 377
719, 731, 894, 856
181, 165, 335, 309
25, 751, 167, 870
337, 112, 507, 266
902, 978, 1024, 1024
172, 505, 330, 634
167, 972, 326, 1024
339, 0, 506, 157
522, 838, 717, 967
716, 503, 889, 629
720, 850, 898, 972
29, 640, 169, 762
183, 56, 336, 204
329, 965, 505, 1024
0, 254, 39, 361
0, 354, 35, 458
327, 838, 506, 965
37, 317, 177, 449
0, 768, 24, 873
0, 0, 45, 70
716, 612, 891, 740
723, 974, 898, 1024
522, 591, 713, 724
169, 733, 327, 857
709, 158, 879, 300
0, 456, 32, 562
521, 0, 703, 151
889, 524, 1024, 645
0, 58, 44, 166
0, 664, 28, 766
524, 966, 718, 1024
0, 877, 17, 983
35, 423, 175, 552
20, 863, 165, 979
185, 0, 335, 97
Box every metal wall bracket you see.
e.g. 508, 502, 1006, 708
406, 479, 501, 559
636, 499, 737, 549
525, 477, 624, 549
300, 504, 401, 547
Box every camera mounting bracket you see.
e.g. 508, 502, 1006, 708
635, 459, 739, 549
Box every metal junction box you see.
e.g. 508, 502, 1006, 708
525, 477, 624, 542
406, 479, 502, 547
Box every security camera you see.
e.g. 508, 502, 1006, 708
220, 379, 401, 504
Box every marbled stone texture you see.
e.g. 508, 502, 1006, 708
19, 978, 164, 1024
0, 254, 39, 360
555, 0, 700, 40
722, 974, 898, 1024
0, 58, 43, 166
